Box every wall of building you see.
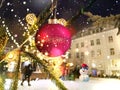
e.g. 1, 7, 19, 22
67, 27, 120, 76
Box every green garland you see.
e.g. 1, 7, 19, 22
22, 51, 67, 90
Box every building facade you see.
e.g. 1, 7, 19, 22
67, 26, 120, 76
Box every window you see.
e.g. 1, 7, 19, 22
90, 40, 94, 46
110, 48, 115, 55
97, 49, 101, 56
80, 52, 84, 59
76, 52, 79, 58
81, 42, 84, 47
96, 39, 100, 45
112, 60, 117, 67
76, 43, 79, 48
108, 36, 113, 42
68, 53, 71, 58
91, 50, 95, 57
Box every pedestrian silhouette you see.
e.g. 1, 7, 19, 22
21, 63, 33, 86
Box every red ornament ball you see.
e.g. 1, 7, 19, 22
35, 24, 71, 57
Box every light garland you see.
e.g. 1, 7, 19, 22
0, 0, 33, 48
1, 20, 20, 47
0, 12, 32, 48
16, 16, 30, 36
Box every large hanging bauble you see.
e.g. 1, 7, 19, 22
35, 24, 71, 57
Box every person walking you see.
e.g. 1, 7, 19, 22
21, 63, 33, 86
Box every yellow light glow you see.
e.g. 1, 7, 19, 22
8, 53, 14, 59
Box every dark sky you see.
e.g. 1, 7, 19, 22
0, 0, 120, 20
0, 0, 120, 27
0, 0, 120, 48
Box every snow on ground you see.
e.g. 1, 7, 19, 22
5, 78, 120, 90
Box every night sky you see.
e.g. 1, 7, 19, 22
0, 0, 120, 47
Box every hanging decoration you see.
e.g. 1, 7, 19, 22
26, 13, 37, 25
35, 23, 71, 57
35, 0, 72, 57
25, 13, 38, 36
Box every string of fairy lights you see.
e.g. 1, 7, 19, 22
1, 19, 20, 47
16, 15, 30, 37
0, 0, 33, 48
0, 16, 31, 48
